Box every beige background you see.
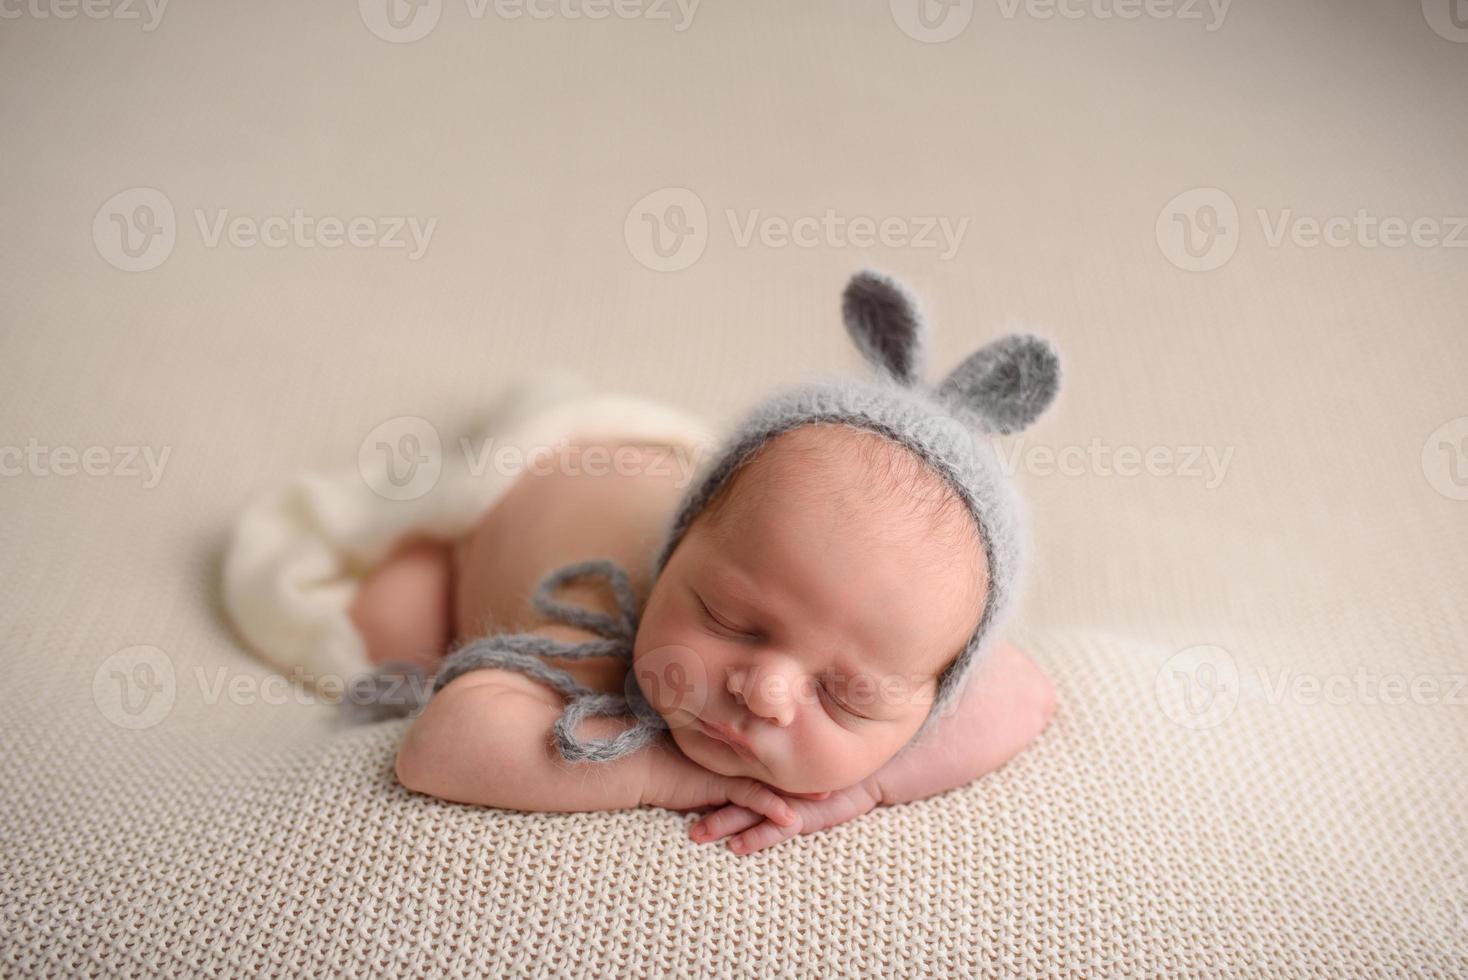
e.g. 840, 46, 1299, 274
2, 0, 1466, 975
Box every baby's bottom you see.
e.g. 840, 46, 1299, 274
349, 437, 687, 674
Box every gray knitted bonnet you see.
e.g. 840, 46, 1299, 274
400, 270, 1061, 763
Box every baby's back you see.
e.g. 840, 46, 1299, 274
451, 440, 690, 694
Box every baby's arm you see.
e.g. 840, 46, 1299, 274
873, 641, 1057, 805
395, 669, 648, 812
395, 643, 797, 827
691, 641, 1057, 854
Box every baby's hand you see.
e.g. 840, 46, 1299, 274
688, 779, 882, 855
639, 736, 799, 831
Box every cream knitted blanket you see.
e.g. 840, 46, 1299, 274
4, 1, 1467, 974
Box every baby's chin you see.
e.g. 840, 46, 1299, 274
668, 722, 825, 795
668, 721, 744, 775
667, 719, 780, 781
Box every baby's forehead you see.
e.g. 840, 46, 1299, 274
731, 423, 962, 520
709, 424, 986, 581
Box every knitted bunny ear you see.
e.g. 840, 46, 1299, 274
842, 270, 928, 386
936, 334, 1061, 435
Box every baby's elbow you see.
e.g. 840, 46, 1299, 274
394, 726, 436, 795
395, 708, 459, 797
392, 675, 534, 800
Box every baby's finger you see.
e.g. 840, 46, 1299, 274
690, 805, 762, 843
726, 779, 798, 827
728, 818, 800, 855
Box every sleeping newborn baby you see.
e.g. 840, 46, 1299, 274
380, 271, 1061, 854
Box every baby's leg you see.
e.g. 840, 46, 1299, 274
349, 537, 455, 672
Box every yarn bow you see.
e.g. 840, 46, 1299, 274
427, 558, 665, 763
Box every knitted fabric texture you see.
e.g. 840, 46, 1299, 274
394, 270, 1062, 763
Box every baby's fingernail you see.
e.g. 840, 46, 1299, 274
729, 839, 743, 853
691, 823, 705, 838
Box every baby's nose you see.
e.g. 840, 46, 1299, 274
728, 666, 795, 727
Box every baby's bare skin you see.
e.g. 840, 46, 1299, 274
350, 442, 683, 683
451, 442, 687, 689
357, 438, 1057, 854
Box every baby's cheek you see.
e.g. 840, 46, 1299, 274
633, 627, 716, 721
786, 729, 877, 790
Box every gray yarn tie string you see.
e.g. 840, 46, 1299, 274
428, 558, 665, 763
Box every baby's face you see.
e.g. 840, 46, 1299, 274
632, 425, 987, 795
